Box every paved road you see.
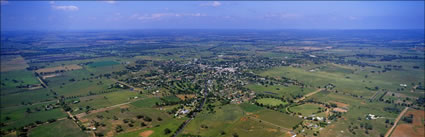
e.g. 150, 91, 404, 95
384, 107, 409, 137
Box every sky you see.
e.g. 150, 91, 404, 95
1, 1, 424, 31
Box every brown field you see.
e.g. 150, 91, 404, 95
35, 64, 82, 74
176, 94, 196, 100
0, 55, 29, 72
333, 108, 348, 113
391, 109, 425, 137
139, 130, 154, 137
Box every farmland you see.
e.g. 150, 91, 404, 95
0, 30, 424, 137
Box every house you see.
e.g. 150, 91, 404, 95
366, 114, 380, 120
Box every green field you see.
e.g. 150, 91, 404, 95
182, 104, 244, 136
259, 63, 424, 98
29, 119, 90, 137
239, 103, 264, 112
69, 91, 140, 114
0, 102, 67, 130
131, 97, 162, 108
0, 70, 40, 93
115, 118, 184, 137
80, 100, 180, 137
87, 61, 119, 68
246, 84, 315, 97
289, 103, 324, 116
256, 110, 303, 129
256, 98, 286, 106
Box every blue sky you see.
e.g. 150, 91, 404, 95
1, 1, 424, 30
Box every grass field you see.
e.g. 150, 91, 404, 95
182, 104, 244, 136
0, 102, 67, 130
115, 118, 185, 137
256, 98, 286, 106
87, 61, 119, 68
69, 91, 140, 114
29, 119, 90, 137
289, 103, 324, 116
0, 70, 39, 91
246, 84, 315, 98
79, 100, 179, 137
256, 109, 303, 129
131, 97, 162, 108
259, 63, 424, 98
239, 103, 264, 112
0, 88, 54, 108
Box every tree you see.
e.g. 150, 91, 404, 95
164, 128, 172, 134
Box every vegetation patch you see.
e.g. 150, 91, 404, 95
289, 103, 325, 116
256, 98, 285, 106
87, 61, 119, 68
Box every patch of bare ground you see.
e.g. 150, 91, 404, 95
0, 55, 29, 72
139, 130, 154, 137
391, 109, 424, 137
328, 101, 349, 108
176, 94, 196, 100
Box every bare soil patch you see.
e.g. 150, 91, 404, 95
139, 130, 154, 137
176, 94, 196, 100
391, 109, 425, 137
329, 101, 349, 108
1, 55, 29, 72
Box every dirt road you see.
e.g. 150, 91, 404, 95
295, 88, 323, 103
384, 107, 409, 137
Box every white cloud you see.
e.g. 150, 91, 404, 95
104, 0, 116, 4
200, 1, 221, 7
265, 13, 301, 19
52, 5, 79, 11
131, 13, 206, 21
1, 0, 9, 5
348, 16, 358, 21
50, 1, 79, 11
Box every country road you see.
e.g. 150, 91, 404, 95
384, 107, 409, 137
295, 88, 323, 103
111, 78, 142, 92
75, 98, 141, 118
247, 115, 292, 132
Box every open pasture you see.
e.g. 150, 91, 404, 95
256, 98, 286, 106
29, 119, 90, 137
0, 102, 67, 130
35, 64, 82, 74
290, 103, 324, 116
181, 104, 244, 136
79, 102, 178, 137
255, 110, 303, 129
246, 84, 315, 97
